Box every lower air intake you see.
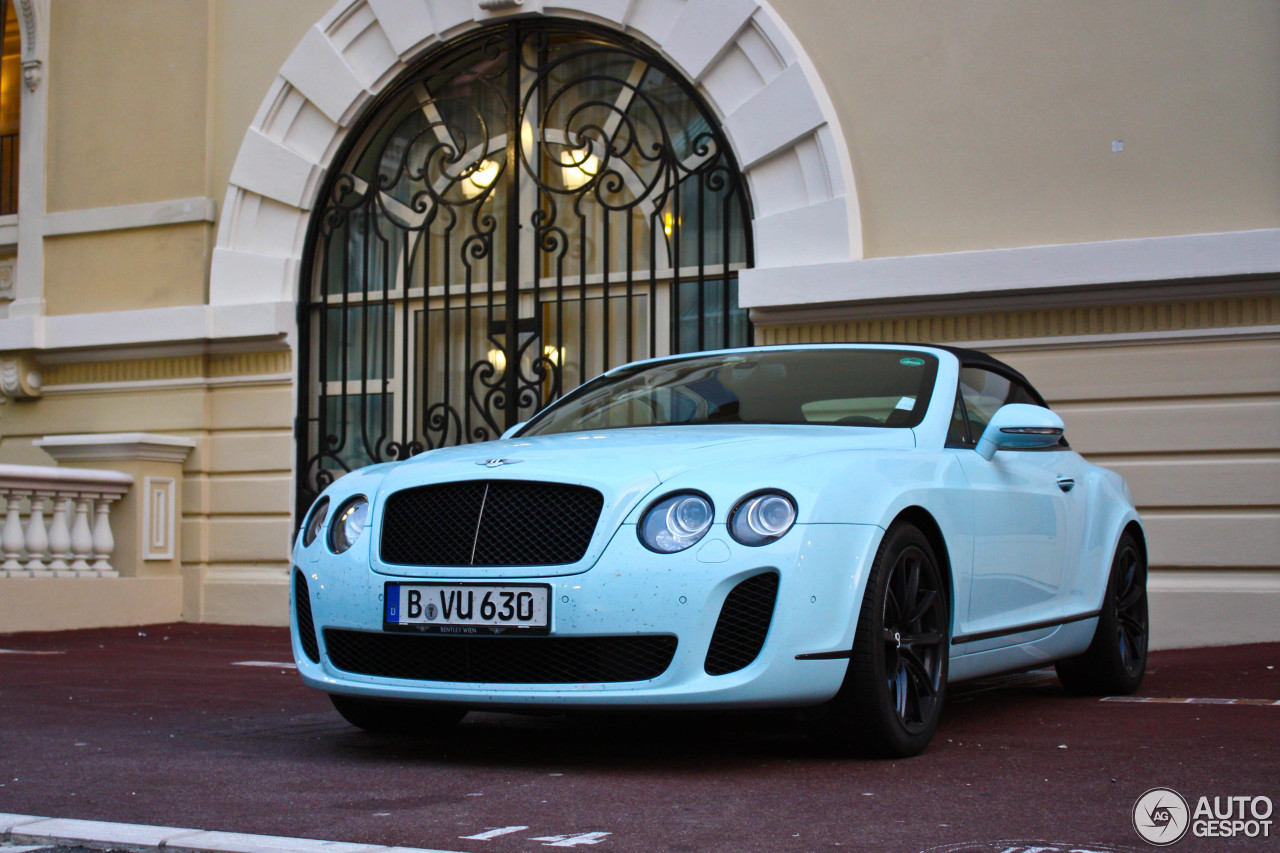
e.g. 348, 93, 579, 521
323, 629, 677, 684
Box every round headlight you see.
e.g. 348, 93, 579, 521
639, 492, 714, 553
329, 496, 369, 554
729, 491, 797, 546
302, 497, 329, 547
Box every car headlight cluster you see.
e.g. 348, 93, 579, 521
638, 489, 796, 553
301, 495, 370, 554
639, 492, 714, 553
329, 496, 370, 553
301, 497, 329, 547
730, 491, 798, 547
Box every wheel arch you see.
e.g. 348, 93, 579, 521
1122, 519, 1148, 566
888, 506, 955, 633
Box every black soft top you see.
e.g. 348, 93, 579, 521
926, 344, 1048, 407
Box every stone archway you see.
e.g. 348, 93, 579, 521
210, 0, 861, 310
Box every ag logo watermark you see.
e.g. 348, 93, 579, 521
1132, 788, 1189, 846
1133, 787, 1274, 845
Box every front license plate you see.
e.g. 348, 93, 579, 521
384, 583, 551, 635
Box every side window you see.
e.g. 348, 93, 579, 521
958, 368, 1014, 438
946, 392, 970, 447
958, 366, 1064, 449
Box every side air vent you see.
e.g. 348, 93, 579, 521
704, 572, 780, 675
293, 569, 320, 664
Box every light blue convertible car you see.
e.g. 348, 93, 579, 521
291, 344, 1148, 756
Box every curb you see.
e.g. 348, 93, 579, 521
1, 815, 465, 853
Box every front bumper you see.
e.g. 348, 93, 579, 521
290, 523, 881, 709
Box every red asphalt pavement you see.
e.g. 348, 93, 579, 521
0, 624, 1277, 853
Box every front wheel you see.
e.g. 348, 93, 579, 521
815, 523, 950, 758
329, 694, 467, 734
1055, 531, 1148, 695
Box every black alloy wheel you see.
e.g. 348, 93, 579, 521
1111, 540, 1149, 677
881, 538, 949, 734
817, 523, 950, 757
1056, 531, 1148, 695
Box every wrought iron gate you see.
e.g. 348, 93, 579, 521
296, 20, 754, 511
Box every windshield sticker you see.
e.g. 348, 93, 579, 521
895, 396, 916, 411
900, 357, 925, 367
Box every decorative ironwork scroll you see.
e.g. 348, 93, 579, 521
296, 20, 753, 513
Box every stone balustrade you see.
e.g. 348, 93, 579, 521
0, 464, 134, 578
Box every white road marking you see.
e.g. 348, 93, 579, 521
3, 814, 468, 853
531, 832, 612, 847
232, 661, 297, 669
1103, 696, 1280, 706
461, 826, 530, 840
0, 649, 66, 655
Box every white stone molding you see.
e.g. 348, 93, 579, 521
0, 354, 42, 401
141, 476, 176, 561
36, 433, 197, 464
17, 0, 40, 91
0, 300, 296, 354
41, 370, 295, 398
741, 227, 1280, 320
20, 59, 40, 92
10, 0, 49, 319
211, 0, 860, 308
42, 198, 218, 238
0, 255, 14, 299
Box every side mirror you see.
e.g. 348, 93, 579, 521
975, 403, 1064, 461
499, 421, 527, 440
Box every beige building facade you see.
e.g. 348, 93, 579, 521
0, 0, 1276, 648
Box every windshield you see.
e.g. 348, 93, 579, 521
521, 349, 940, 436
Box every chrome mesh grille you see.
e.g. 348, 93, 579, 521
380, 480, 603, 566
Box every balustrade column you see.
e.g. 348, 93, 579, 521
91, 495, 121, 576
46, 494, 73, 571
68, 495, 95, 572
1, 489, 28, 571
24, 491, 52, 571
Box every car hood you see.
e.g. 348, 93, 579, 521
364, 425, 917, 578
380, 424, 917, 490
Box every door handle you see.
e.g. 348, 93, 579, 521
1056, 476, 1075, 493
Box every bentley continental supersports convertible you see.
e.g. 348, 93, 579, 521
291, 345, 1148, 756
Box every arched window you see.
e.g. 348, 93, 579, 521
297, 20, 752, 505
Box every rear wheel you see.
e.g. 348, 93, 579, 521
1055, 531, 1148, 695
816, 523, 949, 757
329, 694, 466, 734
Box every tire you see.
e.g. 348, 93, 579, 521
816, 523, 950, 758
329, 694, 467, 734
1055, 531, 1148, 695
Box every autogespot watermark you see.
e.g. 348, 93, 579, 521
1132, 787, 1274, 846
